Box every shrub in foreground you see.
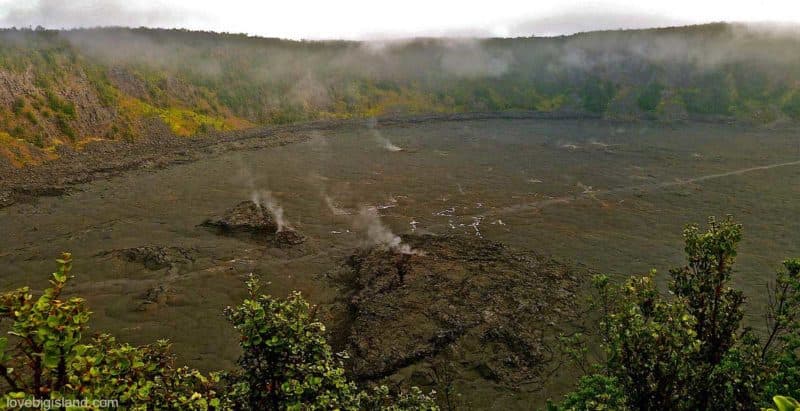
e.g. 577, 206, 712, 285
0, 254, 436, 410
550, 216, 800, 410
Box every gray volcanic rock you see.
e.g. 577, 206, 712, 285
0, 191, 13, 207
137, 284, 175, 312
202, 200, 305, 247
101, 246, 197, 273
202, 200, 279, 234
330, 234, 580, 386
275, 229, 306, 247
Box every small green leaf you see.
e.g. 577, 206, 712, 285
43, 351, 60, 369
774, 396, 800, 411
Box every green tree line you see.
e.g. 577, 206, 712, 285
4, 24, 800, 165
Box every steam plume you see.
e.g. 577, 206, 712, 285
353, 207, 418, 255
372, 129, 403, 152
366, 118, 403, 152
251, 189, 288, 232
323, 194, 351, 215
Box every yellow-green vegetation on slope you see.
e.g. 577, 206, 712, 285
119, 96, 236, 137
0, 28, 254, 167
0, 131, 53, 167
4, 24, 800, 167
319, 82, 454, 120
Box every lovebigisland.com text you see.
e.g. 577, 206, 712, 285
6, 398, 119, 409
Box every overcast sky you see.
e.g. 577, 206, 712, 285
1, 0, 799, 39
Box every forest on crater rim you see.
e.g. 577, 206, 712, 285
2, 22, 800, 167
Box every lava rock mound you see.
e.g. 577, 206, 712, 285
275, 229, 306, 246
202, 200, 278, 234
331, 234, 579, 386
137, 284, 176, 312
201, 200, 305, 247
100, 246, 197, 274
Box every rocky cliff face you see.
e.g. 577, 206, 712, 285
0, 30, 245, 168
0, 66, 121, 156
0, 68, 37, 106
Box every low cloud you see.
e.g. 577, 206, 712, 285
511, 11, 687, 37
440, 39, 512, 78
0, 0, 210, 30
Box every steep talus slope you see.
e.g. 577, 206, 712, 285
0, 30, 248, 168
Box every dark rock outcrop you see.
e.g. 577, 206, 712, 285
201, 200, 305, 247
275, 229, 306, 247
202, 200, 278, 234
137, 284, 175, 312
101, 246, 197, 274
330, 234, 580, 386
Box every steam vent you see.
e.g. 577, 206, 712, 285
330, 234, 580, 386
201, 200, 305, 247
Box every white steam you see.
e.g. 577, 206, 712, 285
323, 194, 351, 215
366, 118, 403, 152
353, 207, 418, 255
289, 72, 331, 109
251, 190, 288, 232
371, 129, 402, 152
